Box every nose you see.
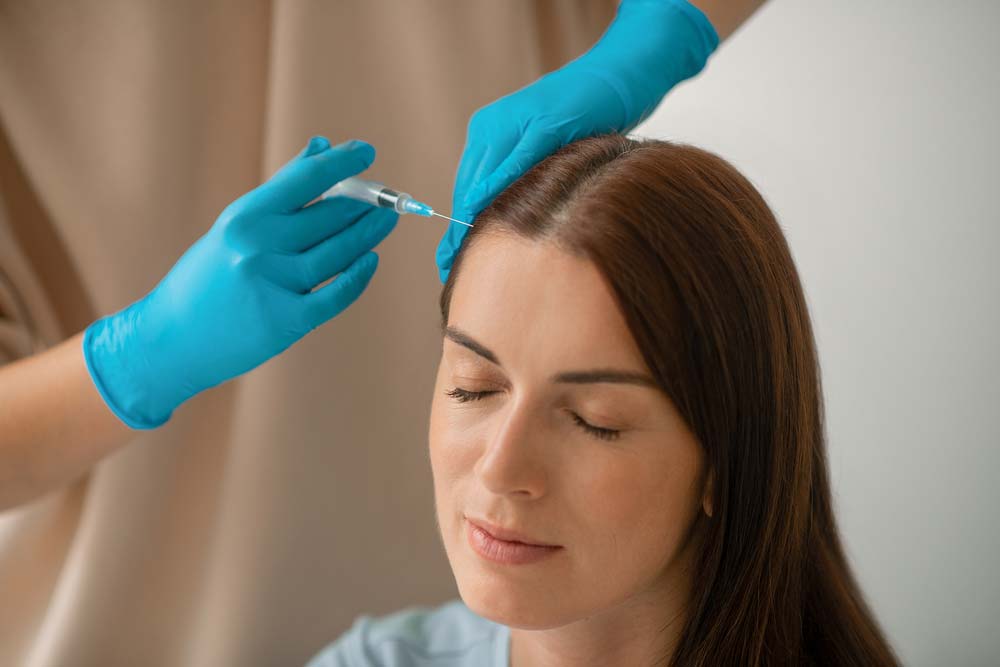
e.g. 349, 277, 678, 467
474, 396, 549, 499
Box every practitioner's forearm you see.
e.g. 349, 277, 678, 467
0, 331, 133, 510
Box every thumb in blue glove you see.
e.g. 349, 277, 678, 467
435, 0, 719, 283
83, 136, 398, 429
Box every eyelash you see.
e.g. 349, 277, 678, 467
444, 388, 622, 441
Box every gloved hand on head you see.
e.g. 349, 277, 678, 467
435, 0, 719, 283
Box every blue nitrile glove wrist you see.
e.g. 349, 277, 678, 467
83, 136, 398, 429
436, 0, 719, 283
572, 0, 720, 128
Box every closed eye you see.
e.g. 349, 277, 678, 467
444, 387, 496, 403
569, 412, 621, 441
444, 388, 622, 441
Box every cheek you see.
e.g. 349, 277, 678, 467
428, 389, 454, 500
579, 442, 704, 572
429, 393, 474, 482
428, 369, 495, 483
428, 382, 483, 529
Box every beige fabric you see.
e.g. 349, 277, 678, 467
0, 1, 617, 665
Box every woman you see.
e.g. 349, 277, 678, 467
309, 135, 901, 666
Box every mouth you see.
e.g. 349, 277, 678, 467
465, 516, 558, 546
465, 516, 563, 566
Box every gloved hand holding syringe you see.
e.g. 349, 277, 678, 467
81, 135, 469, 430
322, 177, 472, 228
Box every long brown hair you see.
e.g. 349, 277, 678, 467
440, 135, 900, 666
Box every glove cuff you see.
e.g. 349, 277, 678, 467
82, 303, 174, 430
577, 0, 720, 127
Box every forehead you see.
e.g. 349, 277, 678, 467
447, 232, 648, 372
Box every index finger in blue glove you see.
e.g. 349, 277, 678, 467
450, 111, 521, 215
450, 139, 488, 217
435, 121, 516, 282
274, 197, 375, 254
241, 137, 376, 215
300, 251, 380, 331
435, 129, 563, 284
461, 129, 562, 216
434, 219, 470, 284
295, 207, 397, 292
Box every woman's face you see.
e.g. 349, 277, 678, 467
429, 232, 710, 630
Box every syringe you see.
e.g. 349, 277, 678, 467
322, 177, 472, 227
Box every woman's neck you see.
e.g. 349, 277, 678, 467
508, 574, 691, 667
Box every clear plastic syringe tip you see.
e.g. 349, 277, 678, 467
399, 197, 434, 217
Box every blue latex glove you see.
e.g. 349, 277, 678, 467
83, 136, 398, 429
435, 0, 719, 282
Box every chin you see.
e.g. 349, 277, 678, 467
454, 566, 580, 630
442, 521, 580, 630
461, 590, 561, 630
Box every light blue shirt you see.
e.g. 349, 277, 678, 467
306, 599, 510, 666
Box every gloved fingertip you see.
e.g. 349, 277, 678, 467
460, 185, 479, 210
434, 241, 453, 271
434, 245, 451, 283
341, 139, 376, 165
304, 135, 331, 157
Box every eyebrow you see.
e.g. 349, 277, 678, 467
443, 326, 659, 389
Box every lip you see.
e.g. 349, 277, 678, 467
465, 517, 563, 566
465, 516, 559, 547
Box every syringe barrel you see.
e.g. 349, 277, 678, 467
323, 177, 410, 213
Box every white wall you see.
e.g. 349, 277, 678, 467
633, 1, 1000, 664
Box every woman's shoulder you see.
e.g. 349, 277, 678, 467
306, 598, 510, 667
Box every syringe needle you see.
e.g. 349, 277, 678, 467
432, 211, 474, 228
